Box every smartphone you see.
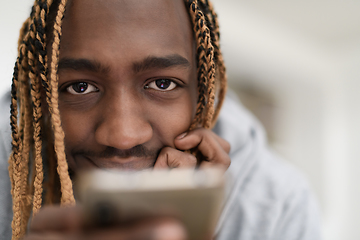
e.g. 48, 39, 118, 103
76, 168, 225, 240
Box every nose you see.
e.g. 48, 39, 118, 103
94, 92, 153, 150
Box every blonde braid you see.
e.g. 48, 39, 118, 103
18, 15, 32, 215
9, 0, 58, 237
12, 1, 45, 237
8, 7, 39, 235
19, 65, 32, 232
30, 0, 54, 215
40, 0, 58, 205
187, 0, 227, 129
200, 13, 216, 129
19, 32, 31, 204
188, 0, 209, 129
48, 0, 75, 205
200, 0, 227, 126
187, 0, 218, 130
10, 29, 28, 240
19, 31, 32, 226
27, 2, 41, 212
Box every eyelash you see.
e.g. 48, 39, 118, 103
144, 79, 178, 92
62, 78, 180, 95
65, 82, 99, 95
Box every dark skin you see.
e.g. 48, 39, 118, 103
25, 0, 230, 239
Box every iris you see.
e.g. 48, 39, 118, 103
72, 82, 88, 93
155, 79, 171, 90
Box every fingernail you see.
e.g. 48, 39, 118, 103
152, 218, 188, 240
176, 132, 188, 140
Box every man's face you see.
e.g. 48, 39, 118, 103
57, 0, 198, 171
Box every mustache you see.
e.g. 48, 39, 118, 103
73, 145, 159, 159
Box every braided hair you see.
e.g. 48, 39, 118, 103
8, 0, 227, 239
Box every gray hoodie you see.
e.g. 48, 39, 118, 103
0, 91, 321, 239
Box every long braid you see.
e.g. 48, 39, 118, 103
19, 16, 34, 225
26, 2, 41, 216
20, 4, 44, 227
9, 1, 53, 238
9, 5, 39, 236
199, 7, 216, 129
40, 0, 60, 206
187, 0, 225, 129
42, 0, 58, 205
19, 72, 32, 233
196, 0, 220, 128
9, 56, 23, 238
9, 20, 30, 240
31, 0, 54, 215
18, 13, 33, 226
188, 0, 209, 129
199, 0, 227, 126
48, 0, 75, 205
18, 20, 31, 222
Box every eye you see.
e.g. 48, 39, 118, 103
66, 82, 98, 95
145, 79, 177, 91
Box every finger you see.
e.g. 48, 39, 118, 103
82, 228, 127, 240
154, 147, 197, 169
30, 205, 82, 233
84, 217, 187, 240
175, 129, 230, 153
150, 218, 187, 240
24, 220, 187, 240
23, 233, 78, 240
174, 129, 230, 167
198, 160, 228, 171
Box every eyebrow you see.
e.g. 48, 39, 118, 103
58, 54, 191, 75
132, 54, 191, 73
58, 58, 111, 75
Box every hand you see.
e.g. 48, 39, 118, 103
154, 128, 230, 170
24, 205, 188, 240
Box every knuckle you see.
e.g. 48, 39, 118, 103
191, 127, 207, 138
224, 155, 231, 168
224, 140, 231, 153
215, 153, 231, 170
186, 153, 197, 165
157, 147, 172, 160
159, 146, 172, 155
169, 157, 181, 168
212, 151, 231, 169
176, 153, 197, 168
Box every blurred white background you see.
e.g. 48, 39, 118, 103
1, 0, 360, 239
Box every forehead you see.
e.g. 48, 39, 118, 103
60, 0, 194, 63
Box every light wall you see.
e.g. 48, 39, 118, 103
0, 1, 33, 96
211, 0, 360, 239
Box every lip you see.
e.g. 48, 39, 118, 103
80, 155, 156, 170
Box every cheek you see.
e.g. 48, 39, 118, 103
150, 89, 197, 146
59, 108, 93, 151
